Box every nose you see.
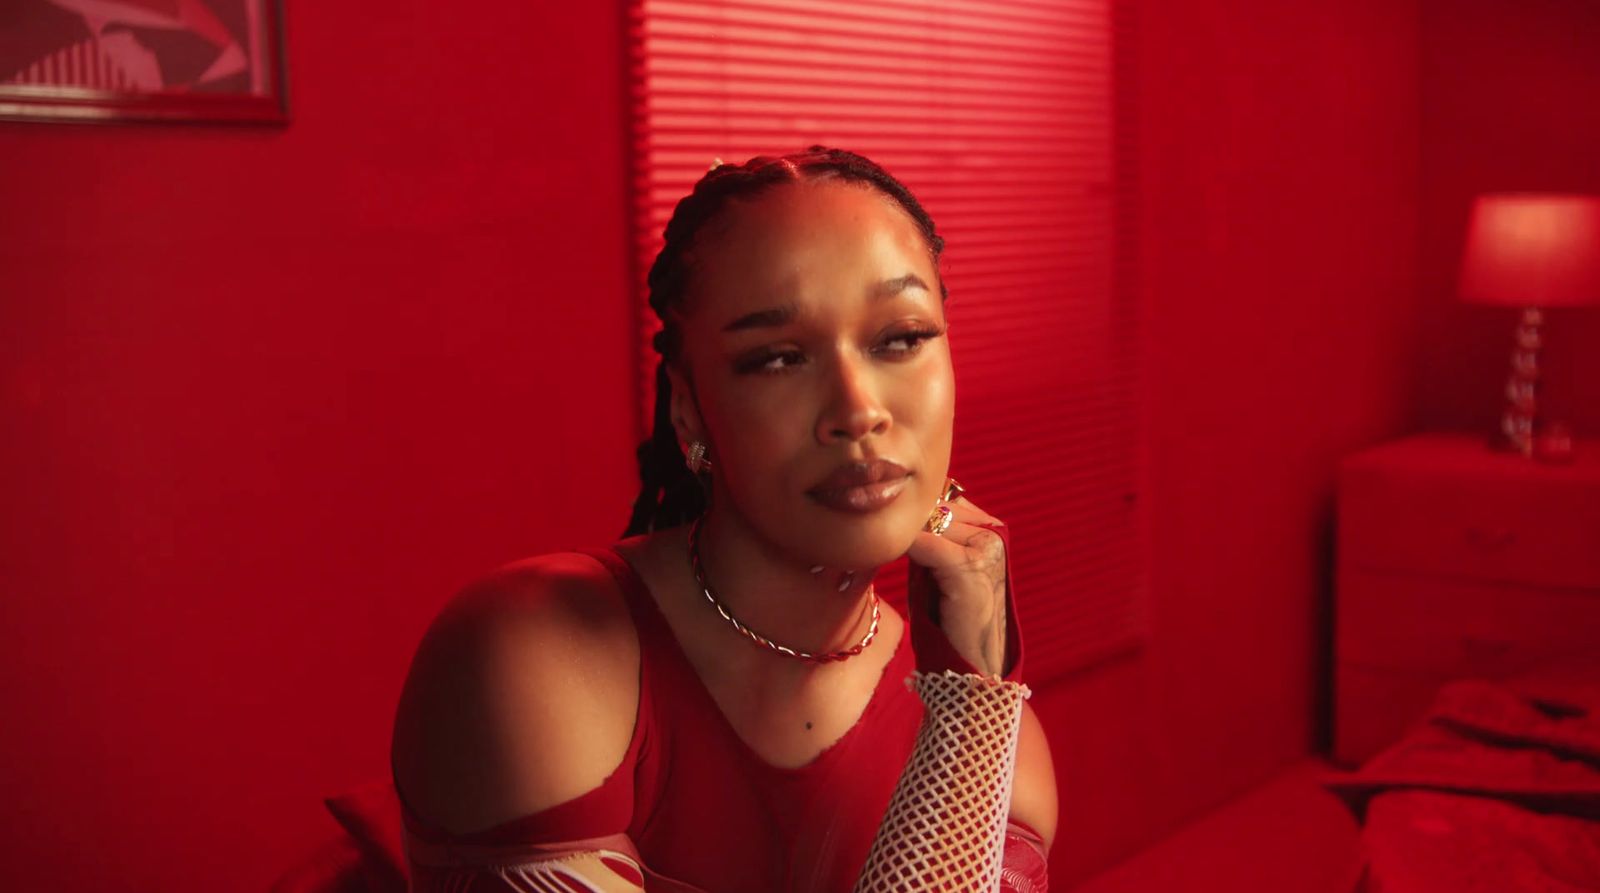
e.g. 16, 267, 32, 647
816, 352, 891, 444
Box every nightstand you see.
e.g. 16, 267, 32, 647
1332, 431, 1600, 767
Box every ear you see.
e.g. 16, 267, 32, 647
664, 362, 707, 453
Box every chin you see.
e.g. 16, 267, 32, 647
799, 501, 925, 569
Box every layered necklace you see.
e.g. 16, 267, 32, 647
687, 516, 880, 663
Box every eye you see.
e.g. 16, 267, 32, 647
737, 349, 807, 376
876, 326, 943, 357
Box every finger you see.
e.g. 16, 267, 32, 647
905, 513, 999, 567
938, 493, 1004, 529
905, 519, 974, 566
939, 517, 1000, 548
916, 495, 999, 546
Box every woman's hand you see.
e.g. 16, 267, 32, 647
904, 492, 1010, 677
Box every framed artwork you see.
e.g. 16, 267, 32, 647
0, 0, 287, 124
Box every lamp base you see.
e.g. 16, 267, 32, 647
1493, 306, 1543, 458
1488, 419, 1578, 464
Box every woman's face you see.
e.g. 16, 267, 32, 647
668, 178, 955, 569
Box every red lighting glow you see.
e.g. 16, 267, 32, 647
1459, 193, 1600, 307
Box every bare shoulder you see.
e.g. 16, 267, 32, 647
1010, 701, 1059, 852
390, 550, 640, 835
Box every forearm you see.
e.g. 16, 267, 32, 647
853, 669, 1036, 893
862, 514, 1049, 892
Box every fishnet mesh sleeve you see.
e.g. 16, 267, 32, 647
853, 669, 1032, 893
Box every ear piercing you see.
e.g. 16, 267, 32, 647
685, 440, 713, 474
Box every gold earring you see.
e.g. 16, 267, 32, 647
685, 440, 714, 474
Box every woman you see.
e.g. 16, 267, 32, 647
390, 147, 1058, 892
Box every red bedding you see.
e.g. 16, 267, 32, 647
1322, 657, 1600, 892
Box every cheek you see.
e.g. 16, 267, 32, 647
700, 351, 955, 488
917, 357, 957, 488
699, 380, 801, 476
910, 352, 956, 440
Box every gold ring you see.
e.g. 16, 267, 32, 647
925, 504, 954, 536
940, 477, 966, 503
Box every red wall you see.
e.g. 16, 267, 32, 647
0, 4, 636, 891
1030, 0, 1420, 881
1417, 0, 1600, 437
10, 0, 1585, 891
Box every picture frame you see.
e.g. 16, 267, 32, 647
0, 0, 288, 125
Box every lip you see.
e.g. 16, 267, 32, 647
807, 458, 911, 513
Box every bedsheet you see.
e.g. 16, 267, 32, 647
1322, 657, 1600, 892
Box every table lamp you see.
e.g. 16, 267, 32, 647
1458, 192, 1600, 457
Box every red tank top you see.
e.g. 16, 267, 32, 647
397, 544, 926, 892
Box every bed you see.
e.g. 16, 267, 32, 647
1321, 656, 1600, 892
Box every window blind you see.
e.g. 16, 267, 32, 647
626, 0, 1145, 682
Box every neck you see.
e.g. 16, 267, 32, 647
689, 508, 879, 663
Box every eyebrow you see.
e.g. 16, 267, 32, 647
720, 274, 931, 333
877, 274, 930, 298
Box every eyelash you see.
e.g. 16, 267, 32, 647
738, 326, 944, 376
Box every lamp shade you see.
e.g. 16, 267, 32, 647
1459, 193, 1600, 307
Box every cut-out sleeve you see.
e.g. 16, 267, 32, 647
404, 831, 712, 892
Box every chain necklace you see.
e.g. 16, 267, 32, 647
688, 516, 880, 663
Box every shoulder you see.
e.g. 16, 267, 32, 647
390, 550, 641, 835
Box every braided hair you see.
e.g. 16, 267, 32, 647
622, 146, 949, 537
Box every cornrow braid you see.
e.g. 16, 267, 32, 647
622, 146, 948, 538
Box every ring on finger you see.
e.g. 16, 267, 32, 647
940, 477, 966, 503
925, 504, 954, 536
